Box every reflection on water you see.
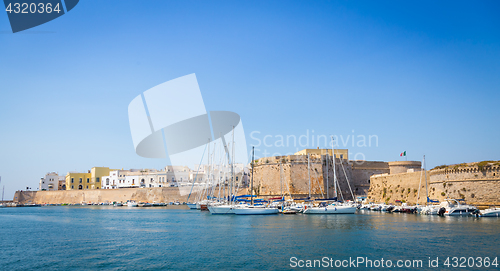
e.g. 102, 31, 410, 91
0, 207, 499, 270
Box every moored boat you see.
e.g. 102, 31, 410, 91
233, 205, 279, 215
438, 199, 477, 216
303, 202, 356, 214
127, 201, 138, 207
480, 207, 500, 217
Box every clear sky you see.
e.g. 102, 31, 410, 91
1, 0, 499, 199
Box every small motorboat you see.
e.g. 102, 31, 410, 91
480, 207, 500, 217
127, 201, 138, 207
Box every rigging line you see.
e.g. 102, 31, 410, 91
339, 159, 355, 201
187, 141, 208, 202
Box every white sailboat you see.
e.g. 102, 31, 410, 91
233, 147, 279, 215
303, 137, 356, 215
416, 155, 440, 215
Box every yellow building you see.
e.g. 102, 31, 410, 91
294, 148, 349, 160
65, 167, 114, 190
91, 167, 113, 189
66, 172, 91, 190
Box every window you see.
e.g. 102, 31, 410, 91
71, 185, 74, 189
79, 178, 82, 183
71, 178, 74, 183
86, 186, 88, 189
96, 177, 100, 182
106, 178, 109, 185
87, 178, 90, 183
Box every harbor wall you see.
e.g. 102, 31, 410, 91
13, 187, 191, 204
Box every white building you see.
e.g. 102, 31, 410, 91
39, 172, 63, 191
101, 166, 191, 189
99, 164, 248, 190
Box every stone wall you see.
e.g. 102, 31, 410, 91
388, 161, 422, 174
251, 155, 389, 200
368, 164, 500, 207
367, 171, 429, 205
428, 166, 500, 207
13, 187, 191, 204
351, 161, 390, 197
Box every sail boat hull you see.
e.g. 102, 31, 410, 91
233, 206, 279, 215
303, 205, 356, 214
208, 204, 235, 214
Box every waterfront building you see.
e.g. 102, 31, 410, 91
65, 167, 114, 190
39, 172, 65, 191
65, 172, 91, 190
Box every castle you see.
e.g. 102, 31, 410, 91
250, 148, 421, 200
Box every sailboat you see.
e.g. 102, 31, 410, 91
416, 155, 440, 215
208, 128, 240, 215
303, 137, 356, 214
233, 147, 279, 215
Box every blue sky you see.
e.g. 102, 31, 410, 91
1, 0, 499, 199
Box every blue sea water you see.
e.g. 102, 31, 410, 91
0, 206, 499, 270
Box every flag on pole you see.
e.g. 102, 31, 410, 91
400, 151, 406, 157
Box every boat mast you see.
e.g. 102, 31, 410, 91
308, 154, 311, 199
251, 146, 254, 206
424, 155, 428, 204
331, 136, 337, 199
417, 156, 424, 205
326, 153, 329, 199
231, 126, 235, 204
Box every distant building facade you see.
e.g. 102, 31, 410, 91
39, 172, 65, 191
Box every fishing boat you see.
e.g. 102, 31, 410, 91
480, 206, 500, 217
187, 203, 197, 209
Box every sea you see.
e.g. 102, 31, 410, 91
0, 206, 499, 270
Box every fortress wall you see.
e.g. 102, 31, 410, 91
369, 166, 500, 207
252, 155, 325, 198
430, 167, 500, 182
388, 161, 422, 175
351, 161, 390, 197
368, 171, 429, 205
14, 187, 190, 204
251, 155, 377, 200
428, 167, 500, 207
